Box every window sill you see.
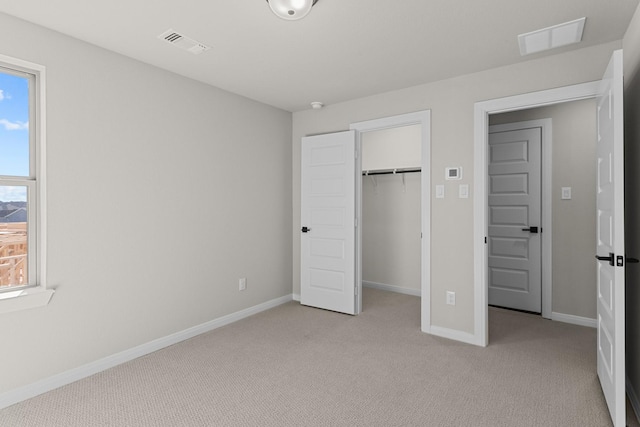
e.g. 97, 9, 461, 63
0, 287, 54, 314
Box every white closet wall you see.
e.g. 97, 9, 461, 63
362, 125, 421, 171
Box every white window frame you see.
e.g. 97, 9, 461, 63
0, 53, 51, 314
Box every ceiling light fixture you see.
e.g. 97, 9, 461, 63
266, 0, 319, 21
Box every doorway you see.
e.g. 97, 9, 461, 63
350, 110, 431, 332
488, 101, 599, 324
360, 125, 422, 299
473, 81, 601, 346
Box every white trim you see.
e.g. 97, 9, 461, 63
292, 293, 300, 301
430, 325, 479, 346
350, 110, 431, 332
0, 294, 293, 410
0, 53, 48, 309
363, 281, 421, 297
35, 55, 47, 293
551, 312, 596, 328
627, 377, 640, 424
488, 119, 553, 319
474, 81, 601, 347
0, 288, 54, 314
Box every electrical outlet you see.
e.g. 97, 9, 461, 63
239, 278, 247, 291
446, 291, 456, 305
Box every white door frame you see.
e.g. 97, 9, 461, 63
473, 81, 600, 346
350, 110, 431, 331
488, 119, 552, 318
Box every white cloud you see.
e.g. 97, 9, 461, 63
0, 119, 28, 131
0, 90, 12, 101
0, 186, 27, 202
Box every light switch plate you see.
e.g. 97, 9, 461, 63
459, 184, 469, 199
436, 185, 445, 199
561, 187, 572, 200
446, 291, 456, 305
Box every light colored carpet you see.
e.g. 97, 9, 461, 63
1, 288, 638, 426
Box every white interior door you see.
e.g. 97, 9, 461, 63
487, 126, 542, 313
301, 131, 356, 315
595, 50, 625, 427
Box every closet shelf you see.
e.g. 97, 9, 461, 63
362, 167, 421, 176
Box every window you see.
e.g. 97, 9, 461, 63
0, 54, 49, 312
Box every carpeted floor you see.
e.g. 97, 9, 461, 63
1, 288, 638, 426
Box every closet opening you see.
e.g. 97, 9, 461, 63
350, 110, 431, 332
360, 125, 422, 309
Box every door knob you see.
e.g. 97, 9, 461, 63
521, 226, 539, 233
595, 252, 615, 266
301, 226, 311, 233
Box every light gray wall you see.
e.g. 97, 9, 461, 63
361, 124, 421, 171
362, 173, 421, 291
0, 13, 292, 394
489, 99, 597, 319
293, 40, 620, 334
623, 1, 640, 414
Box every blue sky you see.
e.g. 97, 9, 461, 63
0, 71, 29, 176
0, 71, 29, 203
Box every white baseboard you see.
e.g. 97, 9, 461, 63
292, 293, 300, 301
551, 312, 596, 328
363, 281, 421, 297
628, 376, 640, 424
0, 294, 293, 410
429, 325, 480, 346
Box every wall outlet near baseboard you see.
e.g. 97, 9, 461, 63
446, 291, 456, 305
239, 278, 247, 291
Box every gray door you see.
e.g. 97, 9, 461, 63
488, 125, 542, 313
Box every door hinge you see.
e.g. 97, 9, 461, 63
484, 236, 487, 244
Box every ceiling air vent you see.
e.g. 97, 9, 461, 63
158, 29, 210, 55
518, 18, 586, 56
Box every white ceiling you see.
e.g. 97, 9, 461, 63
0, 0, 638, 112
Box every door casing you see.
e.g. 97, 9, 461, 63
350, 111, 431, 331
474, 81, 601, 346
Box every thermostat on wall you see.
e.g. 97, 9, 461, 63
445, 167, 462, 180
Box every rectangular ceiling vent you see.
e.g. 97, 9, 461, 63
518, 17, 586, 56
158, 29, 210, 55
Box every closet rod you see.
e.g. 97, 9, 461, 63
362, 168, 421, 176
